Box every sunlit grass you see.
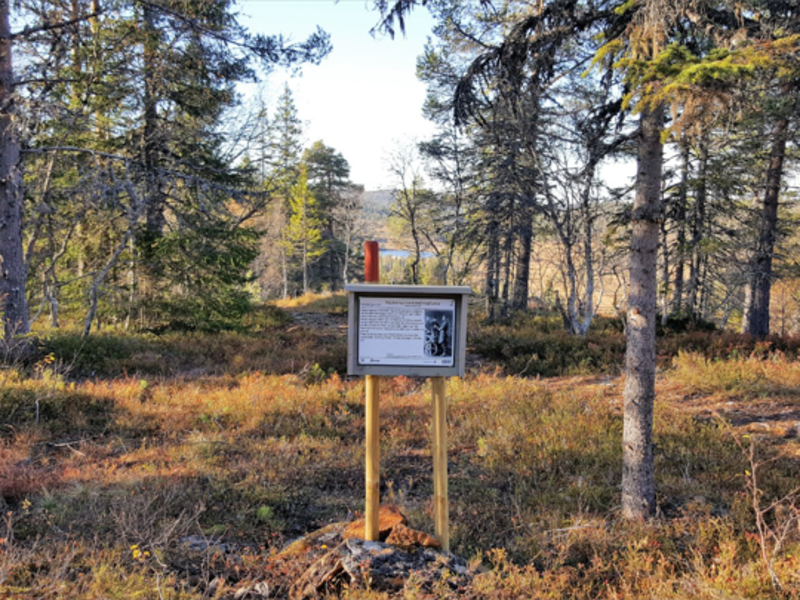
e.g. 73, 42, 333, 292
272, 291, 348, 313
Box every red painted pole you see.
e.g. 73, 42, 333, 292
363, 239, 380, 541
364, 241, 379, 283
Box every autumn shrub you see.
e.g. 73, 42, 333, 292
41, 332, 160, 377
470, 323, 627, 376
472, 312, 800, 377
659, 331, 800, 364
243, 302, 294, 329
40, 320, 346, 378
0, 378, 114, 434
669, 350, 800, 396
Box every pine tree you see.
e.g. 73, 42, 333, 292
256, 84, 304, 298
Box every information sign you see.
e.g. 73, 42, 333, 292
346, 284, 471, 377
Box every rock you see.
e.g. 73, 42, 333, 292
385, 522, 441, 551
289, 537, 470, 600
289, 544, 348, 600
281, 505, 471, 599
179, 535, 238, 555
233, 582, 270, 599
280, 522, 345, 557
342, 504, 407, 541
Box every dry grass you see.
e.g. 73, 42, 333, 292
1, 303, 799, 598
273, 292, 348, 313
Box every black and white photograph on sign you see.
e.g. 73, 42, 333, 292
424, 310, 453, 358
357, 297, 456, 367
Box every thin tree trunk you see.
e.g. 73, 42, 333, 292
579, 180, 597, 336
512, 204, 532, 312
622, 103, 664, 520
484, 213, 501, 320
125, 232, 137, 330
281, 246, 288, 299
342, 230, 351, 284
560, 232, 579, 334
143, 3, 165, 236
672, 140, 689, 313
46, 213, 59, 328
660, 203, 669, 326
84, 182, 146, 337
744, 115, 789, 337
686, 137, 708, 319
302, 228, 309, 295
500, 203, 514, 315
0, 2, 30, 344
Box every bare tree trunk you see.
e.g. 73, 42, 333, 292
659, 205, 669, 326
281, 242, 288, 299
46, 214, 59, 328
302, 236, 309, 294
409, 208, 421, 285
744, 114, 789, 337
686, 136, 708, 319
0, 2, 30, 344
125, 233, 137, 330
672, 140, 689, 313
512, 205, 532, 312
622, 103, 663, 521
342, 232, 351, 285
561, 234, 579, 333
500, 207, 514, 315
142, 3, 165, 236
484, 214, 501, 320
578, 183, 597, 336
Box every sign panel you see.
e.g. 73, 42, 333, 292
358, 297, 455, 367
346, 284, 472, 377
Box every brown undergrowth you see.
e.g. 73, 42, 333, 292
0, 306, 798, 598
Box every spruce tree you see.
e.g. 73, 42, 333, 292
284, 165, 326, 295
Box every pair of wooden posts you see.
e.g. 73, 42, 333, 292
361, 241, 450, 552
364, 375, 449, 550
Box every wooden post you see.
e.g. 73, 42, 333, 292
364, 241, 380, 541
431, 376, 449, 551
365, 374, 380, 541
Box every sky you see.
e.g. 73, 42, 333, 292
237, 0, 439, 191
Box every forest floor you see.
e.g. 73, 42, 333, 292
1, 297, 799, 598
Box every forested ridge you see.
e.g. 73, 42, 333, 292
1, 0, 800, 598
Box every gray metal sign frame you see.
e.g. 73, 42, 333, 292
346, 284, 472, 377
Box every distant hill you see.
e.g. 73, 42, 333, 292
361, 189, 395, 243
362, 189, 394, 216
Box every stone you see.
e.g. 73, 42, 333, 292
385, 522, 442, 551
288, 543, 348, 600
342, 504, 407, 541
179, 535, 237, 555
233, 582, 271, 599
289, 537, 471, 599
274, 505, 474, 600
279, 506, 471, 599
280, 522, 344, 557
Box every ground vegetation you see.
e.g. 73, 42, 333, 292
0, 299, 798, 597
